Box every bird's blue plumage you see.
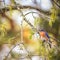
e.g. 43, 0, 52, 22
45, 32, 50, 38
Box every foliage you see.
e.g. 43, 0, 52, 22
0, 0, 60, 60
49, 7, 58, 27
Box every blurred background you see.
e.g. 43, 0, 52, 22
0, 0, 60, 60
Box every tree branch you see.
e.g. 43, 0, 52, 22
52, 0, 60, 8
0, 5, 51, 15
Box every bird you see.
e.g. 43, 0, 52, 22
39, 30, 52, 48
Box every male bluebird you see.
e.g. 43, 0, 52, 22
39, 30, 52, 48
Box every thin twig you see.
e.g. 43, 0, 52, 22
52, 0, 60, 8
24, 11, 50, 20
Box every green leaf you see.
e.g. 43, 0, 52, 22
8, 6, 13, 16
29, 29, 34, 39
49, 8, 57, 27
34, 18, 40, 26
11, 0, 15, 4
49, 20, 53, 27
